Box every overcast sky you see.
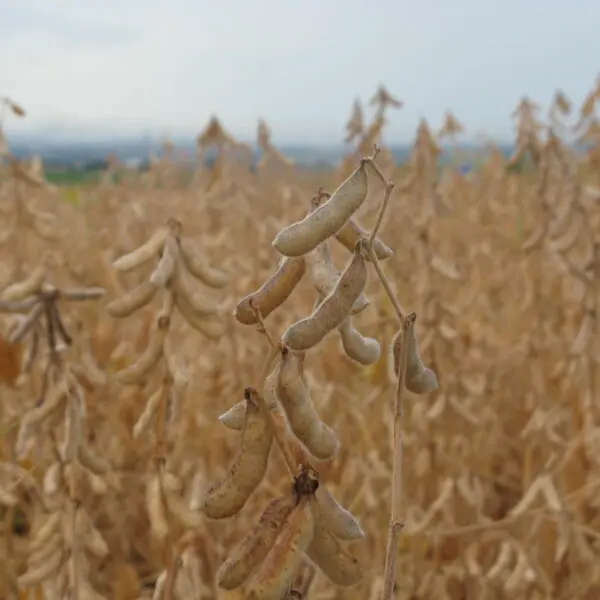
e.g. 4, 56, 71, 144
1, 0, 598, 145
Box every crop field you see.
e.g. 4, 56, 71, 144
0, 84, 599, 600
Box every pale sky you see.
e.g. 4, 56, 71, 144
1, 0, 598, 145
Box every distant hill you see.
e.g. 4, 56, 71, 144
6, 137, 517, 171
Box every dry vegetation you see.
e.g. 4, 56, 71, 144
0, 81, 599, 600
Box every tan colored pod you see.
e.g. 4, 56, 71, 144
219, 363, 282, 431
149, 235, 178, 287
246, 497, 314, 600
339, 318, 381, 366
202, 387, 273, 519
172, 259, 219, 316
392, 314, 438, 394
277, 348, 339, 460
107, 281, 158, 318
272, 163, 368, 257
113, 226, 169, 272
178, 237, 229, 288
235, 256, 306, 325
282, 242, 368, 351
1, 265, 45, 301
335, 217, 393, 261
217, 489, 298, 590
116, 318, 167, 384
315, 485, 365, 540
174, 291, 226, 339
306, 497, 364, 586
307, 241, 369, 316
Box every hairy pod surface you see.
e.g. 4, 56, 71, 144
272, 163, 368, 257
246, 496, 314, 600
307, 242, 369, 316
202, 387, 273, 519
217, 490, 298, 590
315, 485, 365, 540
235, 256, 306, 325
282, 243, 368, 351
393, 315, 439, 394
339, 318, 381, 366
306, 497, 364, 586
277, 348, 339, 460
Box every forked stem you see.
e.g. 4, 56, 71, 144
362, 150, 406, 323
382, 313, 413, 600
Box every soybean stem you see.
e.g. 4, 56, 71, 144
381, 313, 412, 600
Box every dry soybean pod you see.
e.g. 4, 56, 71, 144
272, 162, 368, 257
178, 236, 229, 288
116, 315, 168, 384
149, 235, 178, 288
282, 241, 368, 351
174, 291, 226, 339
392, 313, 438, 394
338, 317, 381, 366
7, 302, 43, 343
335, 217, 394, 261
307, 241, 369, 316
171, 259, 219, 316
246, 496, 314, 600
107, 281, 158, 318
305, 497, 364, 586
1, 265, 46, 301
219, 361, 282, 431
112, 226, 169, 272
217, 488, 298, 590
202, 387, 273, 519
277, 347, 339, 460
314, 485, 365, 540
235, 256, 306, 325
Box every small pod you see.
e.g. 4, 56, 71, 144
219, 363, 282, 431
282, 242, 368, 351
217, 489, 298, 590
112, 227, 169, 272
246, 497, 314, 600
277, 348, 339, 460
307, 242, 369, 316
392, 314, 438, 394
272, 163, 368, 257
235, 256, 306, 325
106, 281, 158, 318
335, 218, 393, 261
202, 387, 273, 519
339, 318, 381, 366
179, 237, 229, 288
305, 497, 364, 586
